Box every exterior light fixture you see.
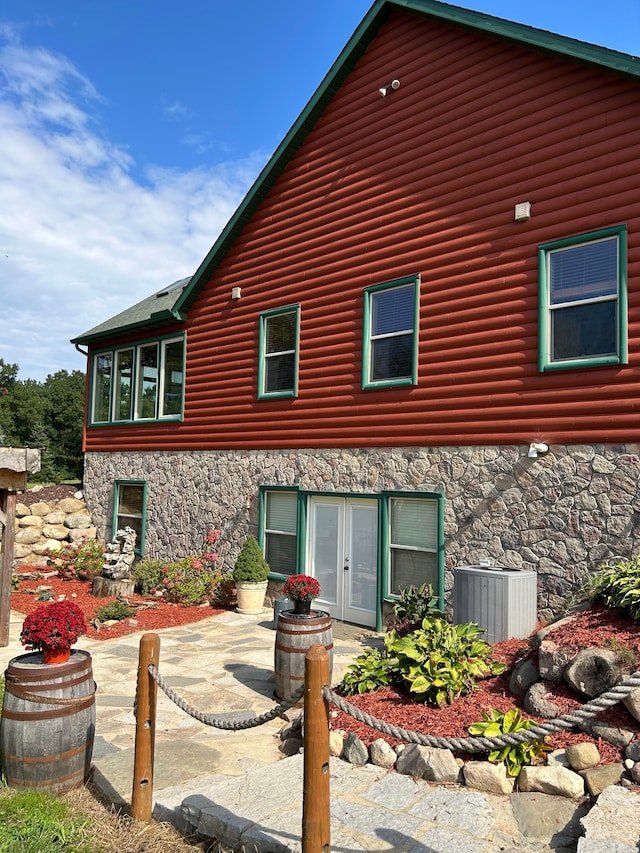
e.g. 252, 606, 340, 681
527, 442, 549, 458
379, 79, 400, 97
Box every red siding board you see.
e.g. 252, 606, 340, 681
85, 8, 640, 453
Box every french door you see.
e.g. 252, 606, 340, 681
307, 496, 378, 627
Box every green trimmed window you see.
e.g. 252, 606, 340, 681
538, 226, 627, 371
388, 497, 439, 596
259, 306, 299, 398
90, 335, 184, 424
112, 480, 147, 555
263, 490, 298, 576
363, 276, 419, 389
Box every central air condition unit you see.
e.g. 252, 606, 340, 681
453, 565, 537, 644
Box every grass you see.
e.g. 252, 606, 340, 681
0, 789, 96, 853
0, 783, 222, 853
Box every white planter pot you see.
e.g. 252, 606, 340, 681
235, 580, 268, 615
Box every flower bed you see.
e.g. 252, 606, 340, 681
11, 572, 228, 641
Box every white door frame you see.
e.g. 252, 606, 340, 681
307, 496, 378, 627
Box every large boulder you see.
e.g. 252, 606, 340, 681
563, 648, 624, 696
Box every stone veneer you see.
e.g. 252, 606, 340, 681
83, 444, 640, 622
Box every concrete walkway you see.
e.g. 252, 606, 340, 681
1, 608, 639, 852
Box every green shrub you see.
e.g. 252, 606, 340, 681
385, 617, 506, 707
468, 708, 551, 776
161, 557, 231, 605
340, 648, 393, 696
132, 558, 165, 595
45, 538, 105, 581
389, 583, 442, 636
95, 600, 134, 622
232, 536, 270, 582
588, 556, 640, 620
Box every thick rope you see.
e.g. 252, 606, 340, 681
323, 670, 640, 753
147, 663, 304, 728
8, 689, 95, 706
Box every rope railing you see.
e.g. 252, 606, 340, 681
324, 670, 640, 752
131, 632, 640, 853
147, 662, 304, 728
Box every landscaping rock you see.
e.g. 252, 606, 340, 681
564, 648, 624, 696
547, 749, 571, 769
585, 722, 635, 749
395, 744, 459, 783
538, 638, 573, 683
41, 523, 69, 540
57, 497, 86, 513
509, 658, 540, 696
531, 615, 577, 649
524, 681, 561, 718
18, 515, 44, 528
622, 687, 640, 723
329, 731, 345, 758
64, 511, 92, 529
29, 501, 53, 517
566, 742, 600, 771
625, 742, 640, 762
518, 765, 585, 799
369, 738, 397, 769
342, 732, 368, 766
462, 760, 515, 794
581, 764, 624, 797
279, 737, 302, 756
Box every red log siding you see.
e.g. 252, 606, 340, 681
85, 9, 640, 453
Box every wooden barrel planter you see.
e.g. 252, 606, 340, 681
1, 650, 96, 793
274, 610, 333, 701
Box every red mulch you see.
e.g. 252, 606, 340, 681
331, 606, 640, 766
11, 572, 228, 641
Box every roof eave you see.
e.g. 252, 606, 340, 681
70, 309, 185, 347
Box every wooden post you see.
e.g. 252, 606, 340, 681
0, 490, 17, 647
302, 644, 331, 853
131, 633, 160, 822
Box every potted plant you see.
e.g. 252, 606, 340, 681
20, 600, 87, 664
282, 574, 320, 615
232, 536, 270, 614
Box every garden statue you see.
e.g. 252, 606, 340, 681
101, 527, 137, 581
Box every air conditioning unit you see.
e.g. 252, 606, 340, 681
453, 565, 537, 644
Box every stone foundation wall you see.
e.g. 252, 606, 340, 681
11, 493, 97, 566
84, 444, 640, 622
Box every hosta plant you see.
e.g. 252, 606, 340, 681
385, 617, 506, 707
588, 556, 640, 621
468, 708, 552, 776
340, 647, 394, 696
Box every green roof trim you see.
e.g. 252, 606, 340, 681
73, 0, 640, 346
173, 0, 640, 315
71, 277, 190, 345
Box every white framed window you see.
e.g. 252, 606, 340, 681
90, 335, 184, 424
259, 306, 299, 398
538, 226, 627, 371
363, 275, 419, 389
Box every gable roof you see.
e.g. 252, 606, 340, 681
71, 277, 189, 346
72, 0, 640, 346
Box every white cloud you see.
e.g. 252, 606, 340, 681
0, 36, 264, 381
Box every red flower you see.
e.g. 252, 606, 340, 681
20, 600, 87, 652
282, 574, 320, 602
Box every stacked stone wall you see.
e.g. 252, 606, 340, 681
83, 443, 640, 623
11, 493, 97, 566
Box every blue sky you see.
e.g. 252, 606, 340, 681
1, 0, 639, 381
